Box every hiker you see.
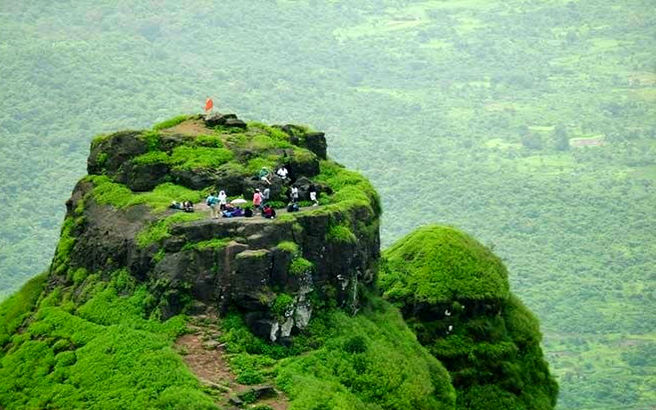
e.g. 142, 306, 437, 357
290, 186, 299, 203
252, 189, 263, 210
218, 190, 227, 210
309, 186, 318, 206
287, 202, 299, 213
262, 204, 276, 219
206, 192, 219, 219
183, 201, 194, 213
258, 167, 271, 185
262, 187, 270, 204
276, 165, 289, 180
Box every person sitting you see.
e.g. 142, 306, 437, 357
222, 206, 244, 218
287, 202, 299, 213
182, 201, 194, 212
276, 165, 289, 180
244, 207, 253, 217
262, 204, 276, 219
258, 167, 271, 185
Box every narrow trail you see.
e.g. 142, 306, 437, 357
175, 316, 288, 409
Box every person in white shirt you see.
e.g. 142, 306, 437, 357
276, 166, 289, 180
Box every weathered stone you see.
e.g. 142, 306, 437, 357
204, 112, 237, 127
304, 132, 327, 159
224, 118, 247, 129
118, 161, 170, 192
87, 130, 147, 175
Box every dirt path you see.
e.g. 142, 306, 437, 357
175, 316, 288, 409
167, 118, 214, 136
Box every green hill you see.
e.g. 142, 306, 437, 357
0, 115, 555, 408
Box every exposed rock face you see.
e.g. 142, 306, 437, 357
55, 115, 380, 341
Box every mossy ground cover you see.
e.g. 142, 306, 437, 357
87, 175, 205, 212
380, 225, 558, 409
220, 296, 456, 409
0, 271, 215, 409
380, 225, 509, 304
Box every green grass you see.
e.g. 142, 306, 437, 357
137, 212, 204, 248
289, 257, 314, 276
326, 223, 357, 244
169, 145, 234, 170
0, 273, 47, 346
380, 225, 509, 304
0, 272, 215, 409
276, 241, 299, 255
181, 238, 232, 251
219, 297, 456, 408
152, 114, 192, 131
88, 176, 204, 212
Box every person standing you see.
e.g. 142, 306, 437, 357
206, 192, 219, 219
252, 189, 262, 211
262, 187, 270, 204
290, 186, 299, 203
218, 190, 227, 210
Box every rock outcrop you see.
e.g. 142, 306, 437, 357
54, 113, 380, 341
379, 225, 559, 409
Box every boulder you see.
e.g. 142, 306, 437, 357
304, 132, 327, 159
88, 130, 147, 175
204, 112, 237, 127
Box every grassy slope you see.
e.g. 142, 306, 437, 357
220, 296, 456, 409
0, 272, 215, 409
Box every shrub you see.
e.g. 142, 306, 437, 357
289, 257, 314, 276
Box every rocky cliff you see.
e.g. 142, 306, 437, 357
54, 113, 380, 342
0, 113, 556, 409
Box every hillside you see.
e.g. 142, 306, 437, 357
0, 115, 555, 409
0, 1, 654, 407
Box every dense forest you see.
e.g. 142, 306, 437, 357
0, 0, 653, 408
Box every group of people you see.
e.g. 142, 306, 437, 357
205, 190, 228, 219
202, 164, 320, 221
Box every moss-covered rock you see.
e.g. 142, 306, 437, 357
380, 225, 558, 409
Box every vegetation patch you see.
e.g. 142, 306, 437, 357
181, 238, 232, 251
88, 176, 204, 212
152, 114, 192, 131
169, 146, 234, 170
380, 225, 509, 304
0, 273, 214, 409
326, 223, 357, 244
137, 213, 203, 248
289, 257, 314, 276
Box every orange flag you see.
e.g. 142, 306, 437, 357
205, 98, 214, 112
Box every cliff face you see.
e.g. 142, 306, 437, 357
53, 114, 380, 342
